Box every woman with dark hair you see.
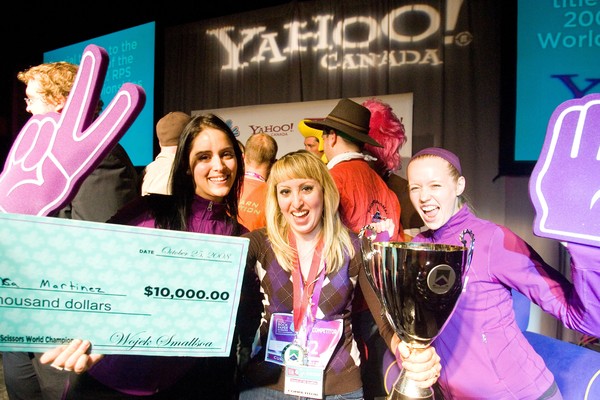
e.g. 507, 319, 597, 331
39, 113, 248, 399
113, 113, 246, 233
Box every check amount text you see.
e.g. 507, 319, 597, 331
143, 286, 230, 301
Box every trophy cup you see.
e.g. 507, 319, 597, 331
359, 227, 474, 400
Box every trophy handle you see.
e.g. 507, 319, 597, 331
460, 229, 475, 272
358, 224, 378, 268
358, 224, 381, 298
358, 224, 377, 241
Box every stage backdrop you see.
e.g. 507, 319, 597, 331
193, 93, 413, 172
162, 0, 502, 216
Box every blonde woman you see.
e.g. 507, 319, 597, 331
237, 150, 440, 399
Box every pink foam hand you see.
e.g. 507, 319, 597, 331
529, 93, 600, 247
0, 44, 145, 216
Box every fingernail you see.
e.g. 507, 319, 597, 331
51, 364, 63, 371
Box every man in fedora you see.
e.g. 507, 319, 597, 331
304, 98, 404, 400
304, 98, 402, 238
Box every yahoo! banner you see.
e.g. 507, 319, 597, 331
164, 0, 478, 168
163, 0, 506, 221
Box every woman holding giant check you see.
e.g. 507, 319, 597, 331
40, 148, 442, 399
40, 114, 248, 399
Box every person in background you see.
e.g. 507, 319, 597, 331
304, 99, 402, 239
39, 113, 247, 399
303, 98, 403, 400
3, 61, 139, 400
303, 135, 320, 155
238, 132, 278, 231
298, 119, 327, 163
141, 111, 191, 196
406, 147, 600, 399
237, 150, 441, 399
362, 98, 422, 239
18, 62, 140, 222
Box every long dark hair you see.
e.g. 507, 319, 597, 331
153, 113, 245, 231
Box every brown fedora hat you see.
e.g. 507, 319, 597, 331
304, 98, 382, 147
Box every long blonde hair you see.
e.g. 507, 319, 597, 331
265, 150, 354, 273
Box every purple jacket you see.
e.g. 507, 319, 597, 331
413, 206, 600, 399
88, 194, 247, 395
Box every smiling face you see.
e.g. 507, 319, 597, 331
276, 178, 324, 239
188, 127, 238, 202
407, 156, 465, 230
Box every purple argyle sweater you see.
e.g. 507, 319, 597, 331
239, 228, 395, 396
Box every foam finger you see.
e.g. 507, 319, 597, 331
58, 45, 108, 141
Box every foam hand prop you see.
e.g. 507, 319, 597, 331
0, 44, 145, 216
529, 93, 600, 247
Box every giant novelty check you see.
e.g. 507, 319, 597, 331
0, 212, 249, 357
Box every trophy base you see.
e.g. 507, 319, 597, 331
388, 368, 435, 400
388, 391, 434, 400
388, 389, 434, 400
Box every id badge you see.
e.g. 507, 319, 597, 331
284, 364, 324, 399
265, 313, 296, 365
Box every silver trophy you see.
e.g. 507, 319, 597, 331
359, 228, 474, 400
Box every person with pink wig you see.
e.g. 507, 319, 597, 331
362, 98, 423, 237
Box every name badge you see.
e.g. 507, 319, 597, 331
284, 364, 324, 399
266, 313, 343, 368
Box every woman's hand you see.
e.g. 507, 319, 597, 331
368, 218, 396, 241
392, 335, 441, 388
39, 339, 104, 374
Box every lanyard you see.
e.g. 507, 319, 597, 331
289, 234, 324, 338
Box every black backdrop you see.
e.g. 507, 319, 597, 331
162, 0, 503, 172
